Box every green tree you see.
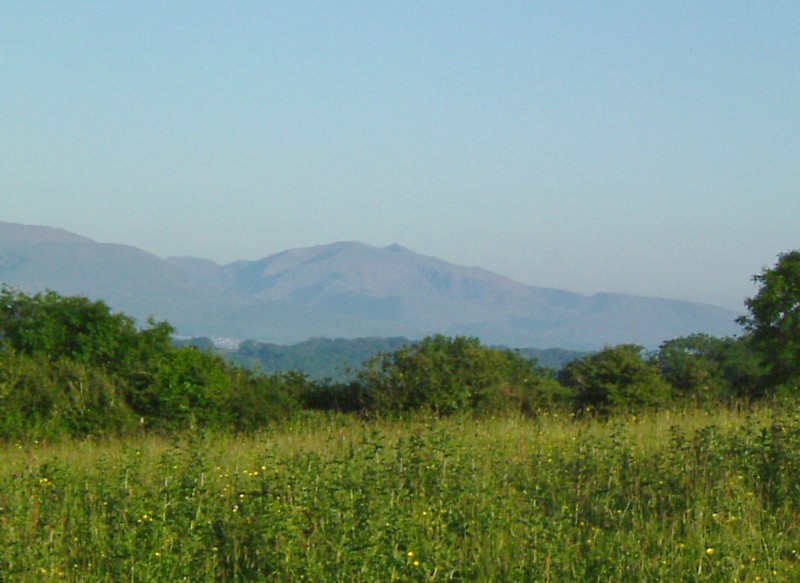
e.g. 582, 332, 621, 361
0, 350, 138, 440
657, 335, 728, 403
0, 286, 174, 376
0, 287, 303, 437
737, 250, 800, 390
559, 344, 671, 414
357, 335, 569, 416
658, 334, 765, 402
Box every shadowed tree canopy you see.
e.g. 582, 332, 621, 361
559, 344, 671, 414
356, 335, 570, 416
737, 250, 800, 390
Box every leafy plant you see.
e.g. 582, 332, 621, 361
559, 344, 672, 414
737, 250, 800, 391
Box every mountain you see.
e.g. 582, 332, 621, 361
0, 222, 742, 349
0, 222, 378, 343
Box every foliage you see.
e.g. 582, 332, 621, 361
737, 250, 800, 390
0, 285, 175, 375
0, 350, 138, 440
657, 334, 765, 402
559, 344, 671, 413
656, 334, 729, 402
0, 284, 785, 442
356, 335, 571, 416
0, 288, 300, 439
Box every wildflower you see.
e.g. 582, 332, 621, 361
407, 551, 415, 558
414, 560, 420, 567
706, 548, 715, 556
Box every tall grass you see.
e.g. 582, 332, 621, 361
1, 404, 799, 581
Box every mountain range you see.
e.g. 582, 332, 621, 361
0, 221, 742, 349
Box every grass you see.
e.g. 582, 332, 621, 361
1, 404, 800, 581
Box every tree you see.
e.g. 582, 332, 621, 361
737, 250, 800, 390
0, 287, 302, 437
657, 334, 729, 403
559, 344, 671, 414
0, 285, 175, 375
656, 334, 765, 402
357, 335, 569, 416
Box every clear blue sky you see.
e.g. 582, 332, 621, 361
2, 2, 798, 311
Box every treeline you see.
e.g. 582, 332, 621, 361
0, 250, 797, 441
180, 336, 587, 381
226, 336, 413, 381
0, 287, 302, 440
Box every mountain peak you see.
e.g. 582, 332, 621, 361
0, 223, 742, 349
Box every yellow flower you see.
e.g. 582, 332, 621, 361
706, 548, 715, 556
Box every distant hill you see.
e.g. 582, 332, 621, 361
183, 336, 589, 381
229, 337, 414, 381
0, 221, 742, 349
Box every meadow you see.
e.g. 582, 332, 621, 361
2, 403, 800, 582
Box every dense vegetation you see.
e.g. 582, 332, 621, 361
3, 407, 800, 580
0, 286, 302, 440
2, 244, 797, 440
0, 284, 769, 441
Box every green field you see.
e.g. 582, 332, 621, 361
2, 404, 800, 581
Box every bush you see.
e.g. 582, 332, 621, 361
356, 335, 572, 416
0, 288, 301, 439
0, 350, 137, 440
656, 334, 765, 403
559, 344, 671, 414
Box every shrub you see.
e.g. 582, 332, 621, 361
0, 350, 137, 440
356, 335, 572, 416
559, 344, 671, 414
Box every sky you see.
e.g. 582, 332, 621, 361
1, 2, 798, 312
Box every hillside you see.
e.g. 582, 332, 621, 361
186, 336, 588, 381
0, 222, 742, 349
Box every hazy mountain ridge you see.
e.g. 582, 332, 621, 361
0, 222, 742, 349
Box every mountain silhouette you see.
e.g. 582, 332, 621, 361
0, 222, 741, 349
